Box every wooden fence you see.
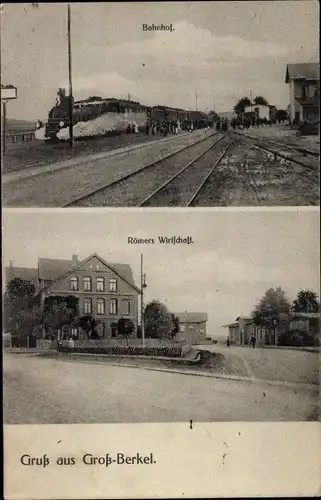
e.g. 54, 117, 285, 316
7, 131, 36, 143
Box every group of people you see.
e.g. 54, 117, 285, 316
126, 122, 139, 134
127, 117, 208, 138
216, 117, 229, 131
144, 118, 197, 137
231, 116, 275, 130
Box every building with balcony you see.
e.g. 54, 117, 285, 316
5, 253, 140, 339
285, 63, 319, 124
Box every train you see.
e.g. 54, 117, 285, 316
37, 89, 210, 141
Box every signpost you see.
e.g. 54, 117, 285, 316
67, 4, 74, 148
1, 85, 17, 156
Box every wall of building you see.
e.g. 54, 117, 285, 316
289, 80, 319, 122
176, 321, 207, 345
244, 105, 270, 120
42, 256, 139, 338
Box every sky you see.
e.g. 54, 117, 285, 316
3, 209, 320, 336
1, 1, 319, 121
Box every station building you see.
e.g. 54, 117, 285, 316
285, 62, 319, 124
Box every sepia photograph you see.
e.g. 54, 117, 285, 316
1, 1, 319, 207
1, 1, 320, 498
3, 209, 320, 424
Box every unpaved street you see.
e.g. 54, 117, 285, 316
3, 353, 318, 424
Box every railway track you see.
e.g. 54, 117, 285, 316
140, 137, 234, 207
65, 130, 231, 207
230, 130, 319, 171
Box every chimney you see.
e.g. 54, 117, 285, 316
71, 254, 79, 268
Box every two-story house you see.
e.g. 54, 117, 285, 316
174, 312, 208, 344
285, 63, 319, 124
6, 253, 140, 339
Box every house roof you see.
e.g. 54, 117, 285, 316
5, 266, 38, 286
285, 63, 319, 83
222, 322, 239, 328
222, 316, 254, 328
176, 312, 208, 323
6, 254, 139, 294
38, 258, 73, 280
39, 254, 140, 293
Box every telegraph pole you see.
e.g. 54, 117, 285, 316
140, 254, 145, 348
195, 89, 198, 111
2, 100, 7, 156
67, 4, 73, 147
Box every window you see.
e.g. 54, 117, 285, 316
180, 325, 185, 332
84, 298, 92, 315
109, 278, 117, 291
96, 277, 105, 292
97, 298, 105, 315
110, 298, 117, 315
111, 322, 118, 338
71, 328, 78, 339
84, 277, 92, 291
122, 299, 131, 315
302, 86, 309, 99
70, 276, 78, 291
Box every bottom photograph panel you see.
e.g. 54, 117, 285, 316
3, 209, 320, 424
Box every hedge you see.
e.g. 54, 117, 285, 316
57, 344, 182, 358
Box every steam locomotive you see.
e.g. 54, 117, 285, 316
39, 89, 209, 141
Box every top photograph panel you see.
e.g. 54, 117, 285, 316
1, 1, 319, 208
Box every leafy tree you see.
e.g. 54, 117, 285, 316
44, 303, 76, 337
43, 295, 79, 316
117, 318, 135, 345
234, 97, 251, 116
292, 290, 320, 313
5, 306, 42, 338
144, 300, 173, 339
4, 278, 36, 335
77, 315, 97, 339
171, 313, 180, 338
275, 109, 288, 122
5, 278, 36, 308
253, 96, 269, 106
252, 287, 292, 330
